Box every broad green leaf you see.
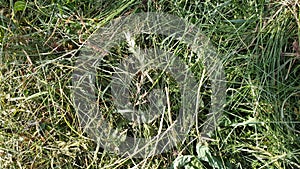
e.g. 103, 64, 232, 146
14, 1, 26, 12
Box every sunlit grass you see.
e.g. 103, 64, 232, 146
0, 0, 299, 168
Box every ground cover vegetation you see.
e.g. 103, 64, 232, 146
0, 0, 299, 168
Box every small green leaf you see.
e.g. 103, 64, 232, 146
196, 143, 210, 160
172, 155, 193, 168
171, 155, 204, 169
196, 143, 224, 169
14, 1, 26, 12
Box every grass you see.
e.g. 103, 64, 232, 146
0, 0, 300, 168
